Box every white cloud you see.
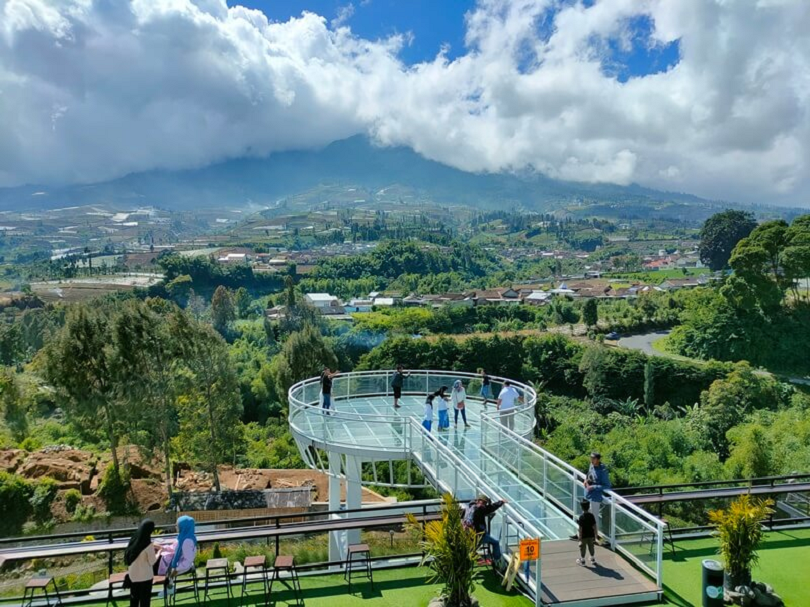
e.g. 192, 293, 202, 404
0, 0, 808, 205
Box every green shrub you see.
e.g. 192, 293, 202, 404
72, 504, 97, 523
98, 465, 132, 515
63, 489, 82, 514
30, 478, 59, 524
0, 471, 33, 535
19, 436, 42, 452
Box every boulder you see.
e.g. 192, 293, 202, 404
18, 449, 96, 493
0, 449, 27, 473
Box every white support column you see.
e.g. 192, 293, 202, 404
345, 454, 363, 546
328, 451, 343, 565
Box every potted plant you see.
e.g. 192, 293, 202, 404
407, 493, 479, 607
708, 495, 773, 589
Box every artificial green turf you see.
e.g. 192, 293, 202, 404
663, 528, 810, 606
120, 565, 532, 607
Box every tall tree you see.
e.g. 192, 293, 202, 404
582, 298, 598, 328
699, 210, 757, 271
234, 287, 251, 319
211, 286, 235, 335
111, 300, 179, 497
0, 369, 28, 442
643, 360, 655, 411
44, 305, 122, 470
270, 324, 339, 400
171, 312, 243, 492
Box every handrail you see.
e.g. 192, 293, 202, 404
408, 417, 551, 541
0, 499, 442, 547
616, 472, 810, 494
288, 369, 537, 422
478, 415, 663, 531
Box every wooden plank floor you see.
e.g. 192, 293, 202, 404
540, 539, 659, 605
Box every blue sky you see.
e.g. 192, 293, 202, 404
230, 1, 680, 80
230, 0, 476, 64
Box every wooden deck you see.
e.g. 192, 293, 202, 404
540, 540, 660, 606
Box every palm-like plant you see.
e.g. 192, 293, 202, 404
708, 495, 774, 588
407, 493, 479, 607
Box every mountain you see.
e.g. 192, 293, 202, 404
0, 136, 709, 212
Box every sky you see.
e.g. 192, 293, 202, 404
0, 0, 808, 206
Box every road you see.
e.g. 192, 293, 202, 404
617, 330, 671, 356
618, 330, 810, 385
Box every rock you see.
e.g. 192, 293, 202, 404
0, 449, 27, 473
18, 449, 96, 493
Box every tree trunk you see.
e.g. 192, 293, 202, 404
206, 387, 221, 492
163, 433, 173, 500
105, 402, 120, 471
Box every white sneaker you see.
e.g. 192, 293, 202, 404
589, 557, 597, 566
576, 558, 585, 566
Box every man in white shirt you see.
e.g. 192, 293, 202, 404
496, 381, 521, 432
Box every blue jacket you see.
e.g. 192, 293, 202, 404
585, 463, 611, 502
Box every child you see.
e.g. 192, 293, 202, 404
436, 386, 450, 431
576, 500, 598, 566
423, 387, 446, 432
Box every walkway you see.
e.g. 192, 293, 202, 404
288, 370, 664, 606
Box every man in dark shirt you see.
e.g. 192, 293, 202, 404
321, 367, 337, 411
391, 365, 410, 409
576, 500, 598, 566
471, 496, 507, 562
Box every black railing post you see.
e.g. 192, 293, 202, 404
275, 517, 280, 558
107, 533, 114, 576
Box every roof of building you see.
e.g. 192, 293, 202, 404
305, 293, 338, 302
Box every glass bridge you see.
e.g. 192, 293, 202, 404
289, 370, 664, 606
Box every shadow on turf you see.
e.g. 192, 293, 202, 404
664, 533, 810, 563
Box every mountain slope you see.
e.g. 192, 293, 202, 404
0, 136, 707, 212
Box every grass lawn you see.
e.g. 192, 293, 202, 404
125, 566, 531, 607
663, 529, 810, 606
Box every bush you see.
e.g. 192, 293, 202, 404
98, 465, 132, 515
30, 478, 59, 524
72, 503, 96, 523
0, 471, 33, 535
19, 437, 42, 452
64, 488, 82, 514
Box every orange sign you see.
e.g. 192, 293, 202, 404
519, 538, 540, 561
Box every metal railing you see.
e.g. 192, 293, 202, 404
406, 418, 544, 606
478, 414, 666, 587
288, 370, 536, 484
0, 500, 444, 605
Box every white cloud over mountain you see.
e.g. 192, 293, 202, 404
0, 0, 808, 204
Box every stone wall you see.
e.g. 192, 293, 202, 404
170, 487, 313, 511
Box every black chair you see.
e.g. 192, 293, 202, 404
105, 572, 128, 607
269, 555, 303, 605
203, 558, 233, 605
240, 555, 270, 607
22, 577, 62, 607
159, 566, 199, 607
344, 544, 373, 593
